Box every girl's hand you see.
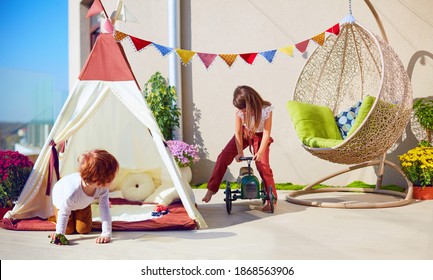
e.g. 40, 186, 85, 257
96, 236, 111, 244
235, 154, 243, 162
253, 152, 263, 162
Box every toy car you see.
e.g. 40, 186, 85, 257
224, 156, 276, 214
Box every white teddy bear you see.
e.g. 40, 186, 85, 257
118, 172, 156, 202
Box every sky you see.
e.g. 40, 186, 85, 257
0, 0, 68, 123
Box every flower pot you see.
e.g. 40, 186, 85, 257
413, 186, 433, 200
180, 166, 192, 183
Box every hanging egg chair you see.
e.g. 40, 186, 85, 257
285, 15, 413, 208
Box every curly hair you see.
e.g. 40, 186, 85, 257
78, 149, 119, 186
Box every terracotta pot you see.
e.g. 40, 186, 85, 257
413, 186, 433, 200
0, 207, 13, 219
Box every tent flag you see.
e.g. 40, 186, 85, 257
278, 45, 294, 57
86, 0, 104, 18
326, 23, 340, 35
197, 53, 218, 69
312, 32, 325, 46
129, 35, 152, 51
239, 53, 258, 65
103, 19, 114, 34
111, 2, 139, 23
152, 43, 174, 56
295, 39, 310, 53
259, 50, 277, 63
176, 49, 197, 65
219, 54, 238, 67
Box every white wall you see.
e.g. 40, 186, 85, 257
70, 0, 433, 187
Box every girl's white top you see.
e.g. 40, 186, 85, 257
236, 105, 274, 133
52, 172, 111, 237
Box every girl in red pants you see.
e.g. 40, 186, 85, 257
202, 85, 277, 211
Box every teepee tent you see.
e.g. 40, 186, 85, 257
5, 33, 206, 229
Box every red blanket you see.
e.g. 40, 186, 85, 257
0, 200, 197, 231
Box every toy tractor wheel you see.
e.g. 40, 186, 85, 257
224, 182, 232, 214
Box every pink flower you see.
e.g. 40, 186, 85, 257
166, 140, 200, 168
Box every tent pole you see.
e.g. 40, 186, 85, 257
168, 0, 183, 140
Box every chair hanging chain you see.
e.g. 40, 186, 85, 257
349, 0, 353, 16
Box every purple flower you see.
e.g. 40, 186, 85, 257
166, 140, 200, 167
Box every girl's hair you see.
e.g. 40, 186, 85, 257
233, 85, 271, 136
78, 149, 119, 186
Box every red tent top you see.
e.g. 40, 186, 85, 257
78, 33, 137, 82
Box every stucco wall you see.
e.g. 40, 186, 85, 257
70, 0, 433, 187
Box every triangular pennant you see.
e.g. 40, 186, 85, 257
103, 19, 114, 34
326, 23, 340, 35
239, 53, 258, 65
111, 2, 139, 23
176, 49, 197, 65
152, 43, 174, 56
278, 46, 294, 57
197, 53, 217, 69
295, 39, 310, 53
259, 50, 277, 63
129, 36, 152, 51
114, 30, 128, 41
219, 54, 238, 67
311, 32, 325, 46
86, 0, 104, 18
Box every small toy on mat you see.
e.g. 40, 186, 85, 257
49, 233, 69, 245
151, 204, 170, 217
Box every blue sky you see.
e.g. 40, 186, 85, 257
0, 0, 68, 123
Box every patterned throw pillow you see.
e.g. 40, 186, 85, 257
335, 101, 363, 139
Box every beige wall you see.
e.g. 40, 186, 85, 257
69, 0, 433, 187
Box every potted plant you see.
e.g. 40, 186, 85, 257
166, 140, 200, 183
142, 71, 181, 140
0, 150, 33, 217
399, 141, 433, 199
413, 98, 433, 143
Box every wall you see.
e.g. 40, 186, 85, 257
69, 0, 433, 187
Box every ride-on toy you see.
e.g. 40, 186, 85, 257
224, 156, 276, 214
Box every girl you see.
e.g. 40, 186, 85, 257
50, 149, 119, 244
202, 85, 277, 211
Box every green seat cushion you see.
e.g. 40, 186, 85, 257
287, 101, 343, 148
346, 95, 376, 137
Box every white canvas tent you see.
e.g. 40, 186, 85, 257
5, 33, 206, 229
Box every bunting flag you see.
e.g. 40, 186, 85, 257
295, 39, 310, 53
152, 43, 174, 56
278, 45, 294, 57
312, 32, 325, 46
197, 53, 218, 69
240, 53, 258, 65
112, 22, 341, 69
114, 30, 128, 41
176, 49, 197, 65
87, 0, 104, 18
129, 35, 152, 51
326, 23, 340, 35
219, 54, 238, 67
259, 50, 277, 63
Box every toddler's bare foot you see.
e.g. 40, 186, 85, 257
202, 190, 216, 203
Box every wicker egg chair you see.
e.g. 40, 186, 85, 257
285, 16, 413, 208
